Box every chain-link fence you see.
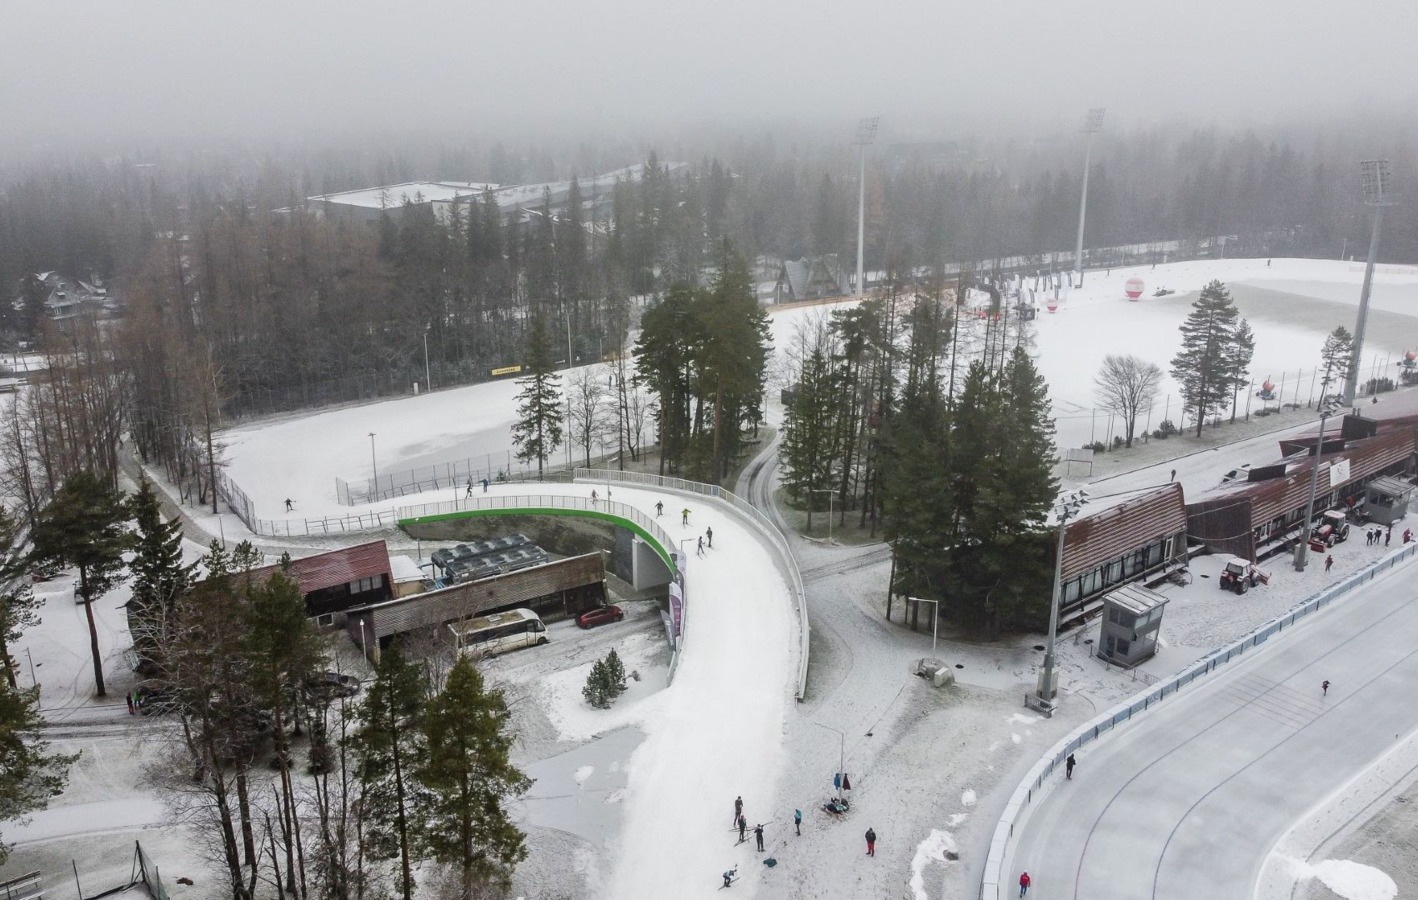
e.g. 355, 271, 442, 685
336, 452, 538, 506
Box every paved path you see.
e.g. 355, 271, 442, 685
1011, 554, 1418, 899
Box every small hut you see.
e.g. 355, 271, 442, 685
1364, 476, 1414, 525
1097, 584, 1169, 667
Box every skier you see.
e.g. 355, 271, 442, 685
734, 795, 743, 824
682, 508, 691, 526
865, 827, 876, 856
1066, 753, 1076, 779
722, 866, 737, 888
1019, 871, 1031, 896
706, 526, 713, 548
284, 498, 294, 512
697, 536, 705, 557
738, 815, 747, 844
591, 489, 599, 505
465, 479, 473, 498
1325, 554, 1334, 573
794, 808, 802, 835
1169, 469, 1176, 483
1323, 680, 1330, 696
754, 823, 764, 851
655, 501, 664, 518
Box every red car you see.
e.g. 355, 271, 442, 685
576, 605, 624, 629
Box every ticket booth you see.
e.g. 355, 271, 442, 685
1364, 477, 1414, 526
1097, 584, 1168, 667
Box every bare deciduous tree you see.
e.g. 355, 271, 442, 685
1094, 354, 1163, 448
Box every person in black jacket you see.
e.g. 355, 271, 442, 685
865, 827, 876, 856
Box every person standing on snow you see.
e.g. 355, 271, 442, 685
754, 823, 764, 851
1323, 680, 1331, 696
865, 827, 876, 856
655, 501, 664, 517
734, 795, 743, 824
794, 808, 802, 835
706, 526, 713, 548
1325, 554, 1334, 573
1066, 753, 1076, 779
697, 536, 705, 557
465, 479, 474, 498
738, 814, 747, 843
1019, 871, 1031, 896
682, 508, 691, 526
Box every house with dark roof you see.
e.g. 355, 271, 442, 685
259, 539, 395, 625
773, 256, 848, 304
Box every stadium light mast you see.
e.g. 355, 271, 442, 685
854, 116, 879, 296
1073, 108, 1106, 287
1343, 159, 1394, 407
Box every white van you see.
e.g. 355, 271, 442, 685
449, 608, 548, 659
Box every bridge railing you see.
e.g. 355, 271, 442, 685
575, 468, 810, 702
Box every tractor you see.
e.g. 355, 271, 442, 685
1218, 556, 1262, 595
1308, 509, 1351, 552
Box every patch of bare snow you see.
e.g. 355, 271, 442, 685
910, 829, 958, 900
1303, 859, 1397, 900
961, 789, 977, 807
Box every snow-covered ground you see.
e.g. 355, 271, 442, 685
220, 257, 1418, 525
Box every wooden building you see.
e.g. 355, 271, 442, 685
1052, 483, 1189, 618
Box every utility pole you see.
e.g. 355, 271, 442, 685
1344, 160, 1394, 407
854, 117, 879, 297
1294, 398, 1343, 571
1038, 491, 1088, 705
1073, 108, 1106, 288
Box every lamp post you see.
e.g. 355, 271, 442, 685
854, 116, 879, 297
1294, 398, 1344, 571
813, 722, 847, 801
1038, 490, 1088, 703
1073, 108, 1106, 287
368, 432, 378, 494
1344, 160, 1394, 407
25, 647, 38, 688
423, 324, 432, 393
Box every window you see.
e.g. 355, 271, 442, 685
315, 613, 334, 627
1116, 639, 1131, 656
350, 575, 381, 594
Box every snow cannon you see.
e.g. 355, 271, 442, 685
1257, 379, 1277, 401
1404, 350, 1416, 368
1125, 277, 1145, 300
1046, 297, 1059, 313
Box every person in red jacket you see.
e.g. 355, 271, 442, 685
1019, 871, 1031, 896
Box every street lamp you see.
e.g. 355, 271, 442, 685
423, 324, 432, 393
1294, 397, 1345, 571
813, 721, 847, 801
368, 432, 378, 495
1038, 490, 1089, 704
1343, 160, 1394, 407
854, 116, 879, 297
1073, 108, 1106, 287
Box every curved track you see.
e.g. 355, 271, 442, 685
1010, 554, 1418, 899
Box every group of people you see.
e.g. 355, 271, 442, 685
724, 794, 878, 888
1364, 526, 1392, 546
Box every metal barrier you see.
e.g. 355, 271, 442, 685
980, 541, 1418, 899
574, 468, 810, 703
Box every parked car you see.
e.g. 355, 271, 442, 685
576, 605, 624, 629
303, 671, 361, 701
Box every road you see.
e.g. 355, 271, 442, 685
1010, 553, 1418, 899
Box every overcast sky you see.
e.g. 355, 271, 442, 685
3, 0, 1414, 148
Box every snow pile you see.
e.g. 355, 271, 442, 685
909, 829, 958, 900
1295, 858, 1397, 900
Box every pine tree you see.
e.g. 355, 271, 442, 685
415, 655, 532, 898
696, 246, 771, 483
510, 314, 564, 478
349, 644, 430, 900
30, 470, 132, 697
0, 679, 78, 864
1318, 326, 1353, 406
582, 659, 610, 709
1171, 280, 1242, 437
1229, 319, 1256, 423
603, 648, 627, 699
780, 327, 840, 528
127, 478, 196, 676
0, 508, 38, 690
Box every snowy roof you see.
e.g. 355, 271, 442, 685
1101, 582, 1169, 615
388, 553, 425, 584
308, 181, 499, 210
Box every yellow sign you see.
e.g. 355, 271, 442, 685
490, 364, 523, 377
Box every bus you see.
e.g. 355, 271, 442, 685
449, 608, 548, 659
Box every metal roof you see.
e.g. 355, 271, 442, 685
1101, 583, 1169, 615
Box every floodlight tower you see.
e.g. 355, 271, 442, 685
1343, 160, 1394, 407
854, 116, 880, 296
1072, 108, 1106, 287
